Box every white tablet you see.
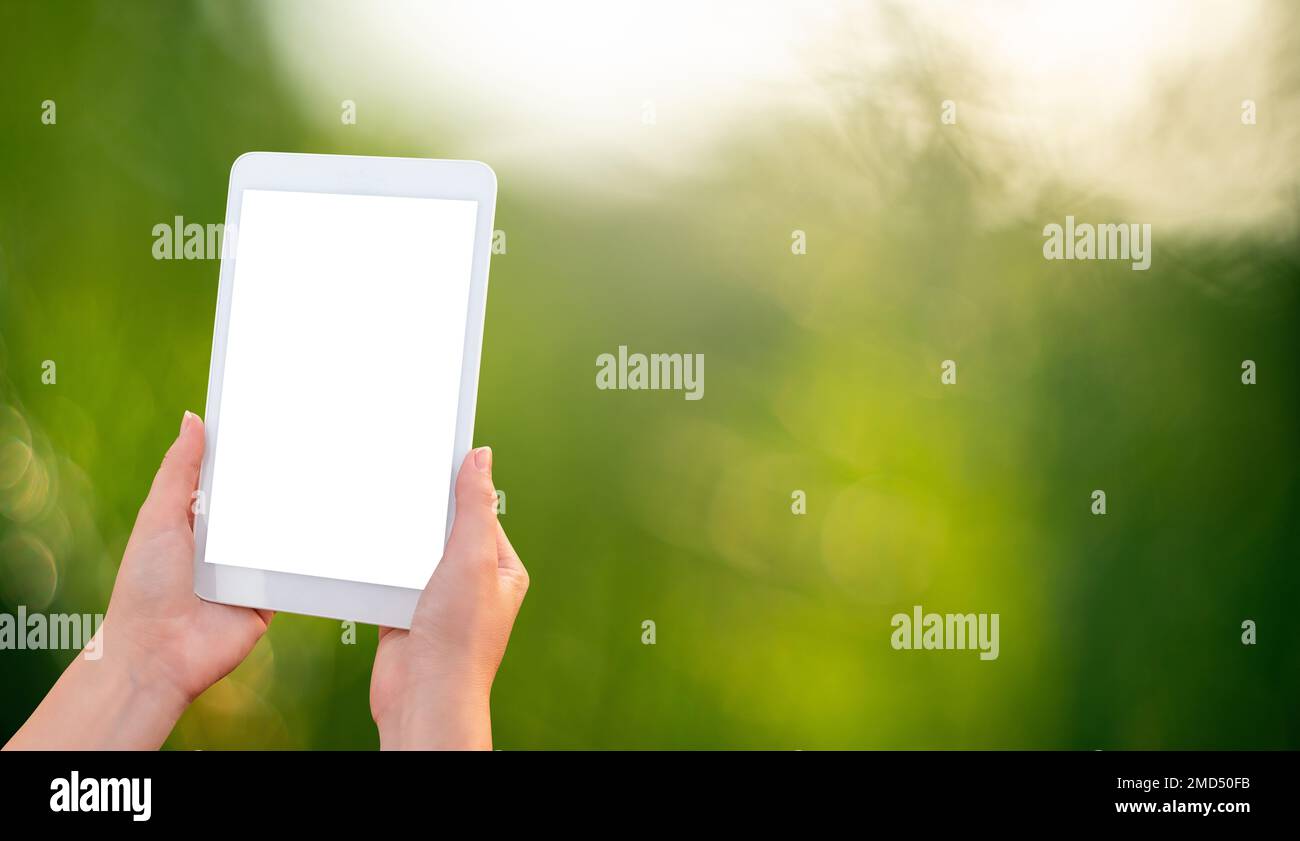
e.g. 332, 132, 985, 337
193, 152, 497, 629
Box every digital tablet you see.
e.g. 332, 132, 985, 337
193, 152, 497, 629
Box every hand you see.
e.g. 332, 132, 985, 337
370, 447, 529, 750
104, 410, 272, 705
4, 411, 272, 750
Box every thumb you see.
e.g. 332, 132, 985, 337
136, 411, 205, 533
441, 447, 499, 570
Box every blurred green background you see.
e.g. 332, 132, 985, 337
1, 0, 1297, 748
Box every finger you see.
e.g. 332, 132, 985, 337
137, 411, 205, 533
441, 447, 499, 571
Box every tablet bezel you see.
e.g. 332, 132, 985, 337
192, 152, 497, 629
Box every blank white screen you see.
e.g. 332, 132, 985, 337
204, 189, 478, 590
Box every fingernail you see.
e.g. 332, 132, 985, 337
473, 446, 492, 472
181, 410, 198, 434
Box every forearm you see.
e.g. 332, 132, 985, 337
4, 633, 189, 751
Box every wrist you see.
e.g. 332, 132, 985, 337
105, 617, 203, 710
98, 646, 192, 746
375, 686, 493, 750
95, 616, 193, 746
